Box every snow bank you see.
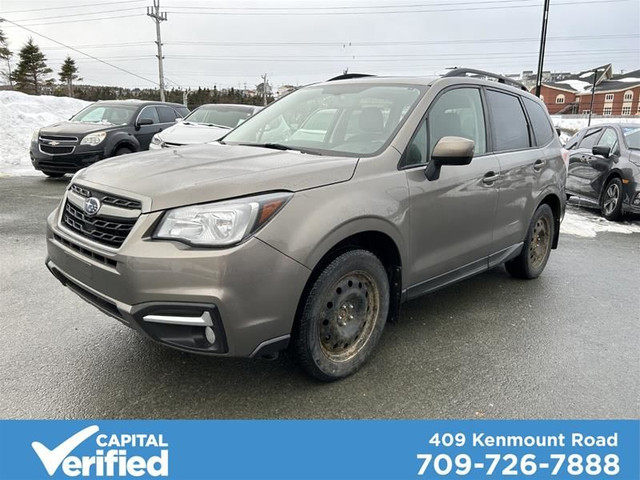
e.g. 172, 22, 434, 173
561, 204, 640, 238
552, 115, 640, 136
0, 91, 89, 175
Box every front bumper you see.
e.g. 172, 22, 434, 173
31, 144, 106, 173
45, 200, 311, 357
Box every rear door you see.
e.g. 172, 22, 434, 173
489, 91, 558, 260
403, 86, 500, 294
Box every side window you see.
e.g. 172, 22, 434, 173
486, 90, 531, 152
403, 119, 428, 166
523, 97, 554, 146
157, 106, 179, 123
138, 106, 159, 124
598, 128, 618, 153
577, 128, 602, 150
427, 88, 486, 161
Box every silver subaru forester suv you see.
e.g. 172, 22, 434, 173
46, 69, 566, 381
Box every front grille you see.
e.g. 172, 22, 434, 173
40, 134, 78, 142
62, 201, 137, 248
71, 184, 142, 210
40, 144, 74, 155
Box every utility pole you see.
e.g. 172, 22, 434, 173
261, 73, 268, 106
534, 0, 550, 97
588, 68, 600, 127
147, 0, 167, 102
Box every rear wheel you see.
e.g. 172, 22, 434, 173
506, 204, 554, 279
600, 177, 623, 221
42, 171, 65, 178
293, 249, 390, 381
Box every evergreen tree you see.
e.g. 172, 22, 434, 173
58, 56, 81, 97
13, 37, 52, 95
0, 28, 12, 88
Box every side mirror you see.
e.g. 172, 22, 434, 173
592, 145, 611, 158
136, 118, 154, 129
425, 136, 475, 181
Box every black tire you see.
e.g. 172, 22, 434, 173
505, 204, 555, 279
293, 249, 390, 381
42, 171, 65, 178
600, 177, 624, 221
114, 146, 133, 156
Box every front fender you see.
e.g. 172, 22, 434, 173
105, 131, 141, 156
255, 172, 410, 278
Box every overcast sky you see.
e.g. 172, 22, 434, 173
1, 0, 638, 92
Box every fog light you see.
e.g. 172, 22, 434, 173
204, 326, 216, 344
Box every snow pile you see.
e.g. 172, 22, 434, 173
0, 91, 89, 175
552, 116, 640, 136
561, 205, 640, 238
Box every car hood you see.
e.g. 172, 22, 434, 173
39, 121, 121, 136
159, 122, 230, 145
73, 143, 358, 212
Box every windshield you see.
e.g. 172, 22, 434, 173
222, 83, 425, 156
185, 105, 257, 128
71, 104, 137, 125
622, 126, 640, 150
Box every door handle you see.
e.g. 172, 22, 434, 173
533, 159, 546, 171
482, 172, 499, 185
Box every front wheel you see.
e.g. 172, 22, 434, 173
505, 204, 555, 279
293, 249, 390, 381
600, 177, 623, 221
114, 146, 133, 156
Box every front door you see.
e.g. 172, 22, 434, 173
403, 87, 499, 296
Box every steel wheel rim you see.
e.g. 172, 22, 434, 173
603, 183, 620, 215
529, 216, 551, 269
318, 271, 380, 362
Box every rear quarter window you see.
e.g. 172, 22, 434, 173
523, 97, 554, 146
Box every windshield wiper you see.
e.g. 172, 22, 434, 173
238, 143, 321, 155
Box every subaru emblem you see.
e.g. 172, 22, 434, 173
84, 197, 101, 217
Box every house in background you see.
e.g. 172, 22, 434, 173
532, 64, 640, 116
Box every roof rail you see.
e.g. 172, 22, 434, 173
327, 73, 375, 81
443, 68, 528, 91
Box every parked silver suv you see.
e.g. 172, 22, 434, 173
46, 69, 566, 381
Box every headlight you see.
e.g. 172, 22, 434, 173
151, 134, 164, 147
154, 192, 292, 247
80, 132, 107, 146
31, 129, 40, 142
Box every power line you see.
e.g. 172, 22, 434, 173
9, 7, 145, 23
165, 0, 630, 16
2, 14, 145, 28
0, 0, 146, 15
0, 18, 158, 86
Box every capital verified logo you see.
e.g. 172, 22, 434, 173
31, 425, 169, 477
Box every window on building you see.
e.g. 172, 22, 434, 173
582, 110, 590, 114
605, 93, 614, 102
603, 106, 612, 116
623, 91, 633, 101
539, 95, 544, 101
622, 106, 631, 115
555, 94, 565, 104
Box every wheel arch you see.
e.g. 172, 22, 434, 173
537, 192, 562, 249
292, 229, 404, 337
107, 134, 140, 157
598, 170, 623, 204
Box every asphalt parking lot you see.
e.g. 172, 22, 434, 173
1, 176, 638, 419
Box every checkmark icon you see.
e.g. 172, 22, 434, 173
32, 425, 100, 476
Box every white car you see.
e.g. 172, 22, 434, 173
149, 103, 262, 149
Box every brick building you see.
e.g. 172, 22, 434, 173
531, 64, 640, 116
